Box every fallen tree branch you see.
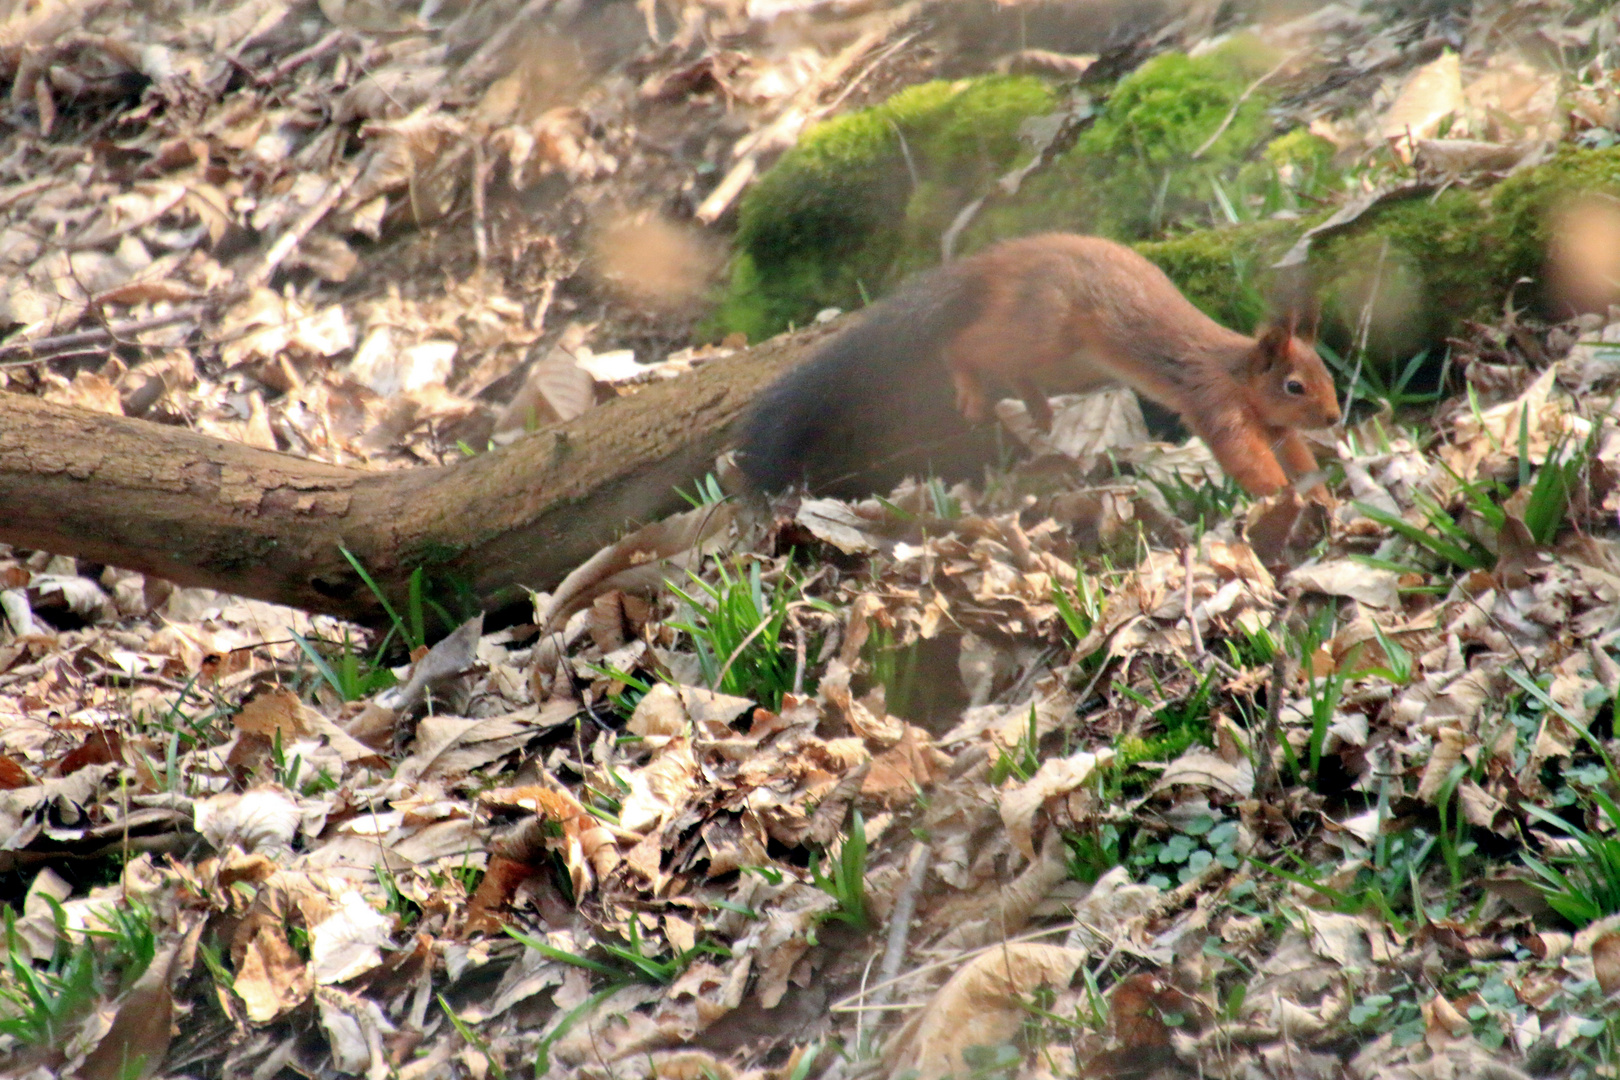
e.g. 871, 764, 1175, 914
0, 324, 833, 628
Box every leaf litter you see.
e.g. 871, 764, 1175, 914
3, 0, 1620, 1078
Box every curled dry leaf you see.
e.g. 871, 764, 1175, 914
395, 708, 550, 783
493, 358, 598, 440
1109, 971, 1204, 1050
1016, 386, 1148, 464
195, 787, 303, 855
618, 736, 701, 837
384, 613, 485, 715
889, 943, 1086, 1080
234, 915, 312, 1023
235, 686, 383, 765
538, 501, 736, 635
1154, 746, 1254, 799
1591, 927, 1620, 996
796, 497, 882, 555
1413, 137, 1531, 175
818, 658, 902, 747
309, 890, 395, 985
998, 747, 1113, 860
315, 986, 400, 1076
1381, 50, 1464, 156
75, 944, 176, 1080
1284, 559, 1401, 609
1415, 726, 1470, 804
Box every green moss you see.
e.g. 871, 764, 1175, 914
1071, 46, 1278, 234
1136, 218, 1305, 329
968, 45, 1282, 250
1310, 189, 1495, 359
1305, 147, 1620, 360
715, 41, 1620, 360
718, 75, 1056, 340
1263, 128, 1337, 172
713, 43, 1299, 340
1489, 144, 1620, 295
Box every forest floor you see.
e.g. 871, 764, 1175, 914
2, 1, 1620, 1079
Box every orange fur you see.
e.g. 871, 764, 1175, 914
939, 234, 1341, 497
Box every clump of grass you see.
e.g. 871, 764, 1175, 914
668, 559, 829, 711
1355, 417, 1591, 574
0, 898, 159, 1049
810, 810, 872, 933
1147, 469, 1246, 530
1522, 789, 1620, 926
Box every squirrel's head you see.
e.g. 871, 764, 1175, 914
1245, 322, 1341, 430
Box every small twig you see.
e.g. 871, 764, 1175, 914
84, 661, 196, 693
939, 195, 986, 263
0, 308, 201, 365
1184, 542, 1204, 658
259, 29, 348, 85
1253, 596, 1298, 799
820, 30, 917, 117
872, 842, 931, 1010
695, 3, 918, 224
1456, 587, 1534, 677
792, 619, 808, 696
471, 139, 489, 267
1191, 49, 1303, 161
454, 0, 559, 92
1072, 649, 1116, 713
942, 95, 1092, 261
242, 155, 366, 292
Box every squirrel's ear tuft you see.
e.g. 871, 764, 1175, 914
1295, 306, 1320, 345
1280, 301, 1320, 345
1253, 324, 1291, 372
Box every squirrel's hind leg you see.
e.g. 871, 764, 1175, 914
952, 367, 993, 424
1015, 378, 1054, 431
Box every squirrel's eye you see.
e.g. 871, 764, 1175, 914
1285, 379, 1306, 396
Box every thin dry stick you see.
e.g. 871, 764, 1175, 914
1191, 49, 1303, 160
1254, 595, 1298, 798
242, 154, 366, 292
471, 139, 489, 267
454, 0, 559, 91
1346, 236, 1392, 411
695, 3, 918, 224
259, 28, 348, 85
1184, 541, 1204, 657
851, 950, 885, 1052
792, 619, 808, 696
0, 307, 207, 364
1073, 648, 1115, 711
871, 842, 932, 1010
820, 29, 918, 117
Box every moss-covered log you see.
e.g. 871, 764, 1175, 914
713, 39, 1620, 361
1140, 146, 1620, 358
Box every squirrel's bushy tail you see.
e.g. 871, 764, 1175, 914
736, 268, 999, 498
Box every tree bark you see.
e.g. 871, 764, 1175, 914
0, 324, 834, 628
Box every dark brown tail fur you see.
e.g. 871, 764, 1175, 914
736, 268, 1003, 498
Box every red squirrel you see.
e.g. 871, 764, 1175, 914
737, 233, 1340, 499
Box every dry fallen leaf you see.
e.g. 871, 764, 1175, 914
890, 944, 1086, 1080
